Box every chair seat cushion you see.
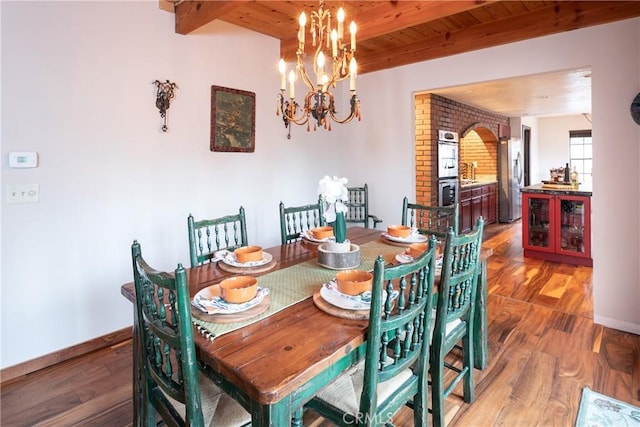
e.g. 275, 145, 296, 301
430, 308, 462, 343
165, 372, 251, 426
315, 360, 413, 415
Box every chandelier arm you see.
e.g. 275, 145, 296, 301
297, 56, 316, 92
288, 113, 310, 126
308, 90, 329, 126
327, 50, 352, 87
278, 92, 310, 126
327, 94, 360, 124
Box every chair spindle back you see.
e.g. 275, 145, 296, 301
187, 208, 248, 267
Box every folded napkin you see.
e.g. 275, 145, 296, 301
210, 249, 230, 262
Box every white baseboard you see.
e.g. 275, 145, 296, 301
593, 315, 640, 335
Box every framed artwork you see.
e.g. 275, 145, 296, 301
210, 85, 256, 152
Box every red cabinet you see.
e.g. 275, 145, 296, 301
522, 192, 591, 266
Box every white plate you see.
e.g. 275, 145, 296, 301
192, 285, 269, 314
383, 233, 428, 244
301, 230, 331, 243
320, 281, 372, 310
395, 253, 444, 275
221, 251, 273, 268
395, 253, 414, 264
319, 280, 399, 311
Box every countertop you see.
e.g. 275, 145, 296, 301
460, 180, 498, 189
521, 183, 592, 197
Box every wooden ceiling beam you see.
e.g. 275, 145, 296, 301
355, 0, 498, 40
357, 1, 640, 74
174, 1, 250, 35
159, 1, 178, 13
279, 1, 497, 61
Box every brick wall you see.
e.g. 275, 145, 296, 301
414, 95, 437, 205
414, 93, 509, 205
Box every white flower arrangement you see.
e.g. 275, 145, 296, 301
317, 175, 349, 223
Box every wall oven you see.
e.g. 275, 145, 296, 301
438, 130, 460, 207
438, 178, 459, 208
438, 130, 459, 179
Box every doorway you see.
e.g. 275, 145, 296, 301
522, 125, 531, 187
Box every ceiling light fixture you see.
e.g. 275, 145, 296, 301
276, 0, 360, 139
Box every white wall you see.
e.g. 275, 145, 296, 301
509, 116, 541, 184
537, 115, 593, 180
0, 1, 352, 368
2, 2, 639, 368
520, 117, 541, 184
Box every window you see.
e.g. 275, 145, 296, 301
569, 130, 592, 185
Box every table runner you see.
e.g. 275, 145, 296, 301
192, 239, 405, 338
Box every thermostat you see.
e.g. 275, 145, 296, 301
9, 152, 38, 168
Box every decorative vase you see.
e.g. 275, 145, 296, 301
570, 166, 579, 188
317, 242, 361, 270
333, 211, 347, 244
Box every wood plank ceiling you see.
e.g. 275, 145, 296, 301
163, 1, 640, 75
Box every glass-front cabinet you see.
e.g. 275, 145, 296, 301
522, 191, 591, 266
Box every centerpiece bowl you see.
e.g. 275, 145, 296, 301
317, 243, 361, 270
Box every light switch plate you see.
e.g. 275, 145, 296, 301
6, 184, 39, 204
9, 152, 38, 168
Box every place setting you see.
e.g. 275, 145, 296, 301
312, 269, 399, 320
393, 242, 444, 276
191, 275, 271, 323
380, 224, 429, 247
216, 245, 277, 274
301, 226, 334, 244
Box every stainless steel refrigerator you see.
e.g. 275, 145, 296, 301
498, 138, 523, 222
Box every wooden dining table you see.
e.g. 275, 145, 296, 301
121, 227, 492, 426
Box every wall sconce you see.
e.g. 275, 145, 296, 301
153, 79, 178, 132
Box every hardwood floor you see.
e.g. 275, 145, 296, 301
2, 222, 639, 426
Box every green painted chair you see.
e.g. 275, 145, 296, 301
131, 240, 251, 427
188, 208, 248, 268
401, 197, 459, 238
306, 236, 438, 426
279, 199, 325, 244
430, 217, 484, 427
346, 184, 382, 229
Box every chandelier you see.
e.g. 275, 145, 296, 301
277, 0, 361, 138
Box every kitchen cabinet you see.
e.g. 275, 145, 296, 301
460, 182, 497, 233
522, 190, 592, 266
481, 184, 497, 225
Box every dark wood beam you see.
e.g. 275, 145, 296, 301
159, 0, 178, 13
357, 1, 640, 74
175, 0, 250, 35
279, 1, 497, 61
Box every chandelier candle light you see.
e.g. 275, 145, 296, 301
277, 1, 361, 138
